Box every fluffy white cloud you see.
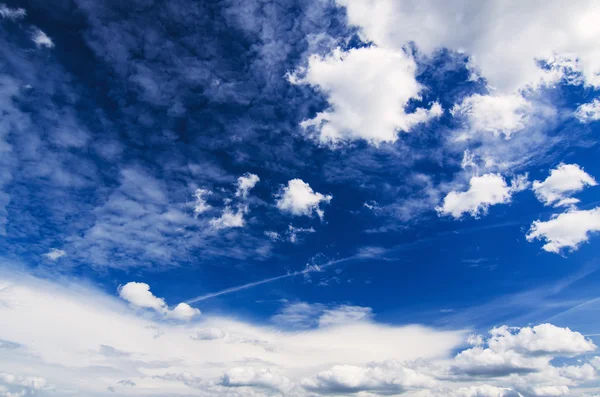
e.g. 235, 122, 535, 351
235, 173, 260, 199
441, 385, 519, 397
166, 303, 201, 321
451, 94, 532, 139
118, 281, 200, 320
0, 372, 46, 397
302, 361, 436, 395
336, 0, 600, 91
532, 163, 597, 207
210, 206, 246, 229
275, 179, 332, 219
0, 4, 25, 20
31, 28, 54, 49
0, 270, 467, 396
575, 99, 600, 123
453, 324, 596, 377
42, 248, 66, 261
290, 46, 442, 145
526, 207, 600, 254
437, 173, 522, 219
193, 188, 212, 216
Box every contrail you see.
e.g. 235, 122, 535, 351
185, 256, 356, 304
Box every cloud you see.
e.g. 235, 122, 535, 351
575, 99, 600, 123
30, 28, 54, 49
193, 188, 212, 216
453, 324, 596, 377
210, 205, 246, 229
118, 281, 200, 320
271, 301, 373, 329
0, 372, 46, 397
290, 46, 442, 145
235, 173, 260, 199
532, 163, 597, 207
42, 248, 66, 261
275, 179, 332, 219
526, 207, 600, 254
221, 367, 293, 392
437, 174, 518, 219
0, 4, 25, 20
302, 361, 436, 395
335, 0, 600, 91
451, 94, 532, 139
191, 328, 226, 341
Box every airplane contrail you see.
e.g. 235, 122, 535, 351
185, 256, 357, 304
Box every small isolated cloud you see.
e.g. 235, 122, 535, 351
575, 99, 600, 123
276, 179, 332, 219
0, 4, 26, 20
43, 248, 66, 261
526, 207, 600, 254
235, 173, 259, 199
287, 225, 315, 243
31, 28, 54, 49
118, 282, 200, 320
451, 94, 532, 139
533, 163, 597, 207
117, 379, 135, 387
210, 206, 246, 230
193, 188, 212, 216
437, 173, 515, 219
290, 46, 442, 146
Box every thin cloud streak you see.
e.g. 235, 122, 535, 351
186, 256, 356, 304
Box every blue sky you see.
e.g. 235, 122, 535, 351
2, 1, 600, 396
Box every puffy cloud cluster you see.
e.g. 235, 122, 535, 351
118, 281, 200, 320
575, 99, 600, 123
275, 179, 332, 219
291, 46, 442, 145
526, 207, 600, 254
532, 163, 597, 207
2, 271, 600, 397
437, 174, 526, 219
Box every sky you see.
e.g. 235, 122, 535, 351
1, 0, 600, 396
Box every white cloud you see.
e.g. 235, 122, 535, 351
286, 225, 315, 243
575, 99, 600, 123
235, 173, 260, 199
0, 372, 46, 397
118, 281, 200, 320
210, 205, 246, 229
31, 28, 54, 49
191, 328, 226, 341
193, 188, 212, 216
275, 179, 332, 219
532, 163, 597, 207
302, 361, 436, 395
290, 46, 442, 145
42, 248, 66, 261
453, 324, 596, 377
0, 4, 25, 20
526, 207, 600, 254
0, 270, 466, 396
336, 0, 600, 91
166, 303, 201, 321
318, 305, 373, 327
451, 94, 532, 139
437, 173, 516, 219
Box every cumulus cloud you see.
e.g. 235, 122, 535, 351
42, 248, 66, 261
575, 99, 600, 123
532, 163, 597, 207
302, 361, 436, 395
118, 281, 200, 320
0, 372, 46, 397
290, 46, 442, 145
275, 179, 332, 219
235, 173, 260, 199
526, 207, 600, 254
336, 0, 600, 91
437, 173, 525, 219
451, 94, 532, 139
453, 324, 596, 377
210, 206, 246, 229
31, 28, 54, 49
193, 188, 212, 216
221, 367, 293, 392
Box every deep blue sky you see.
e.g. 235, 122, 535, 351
2, 1, 600, 396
